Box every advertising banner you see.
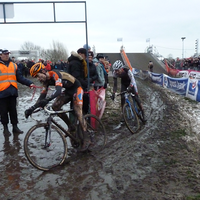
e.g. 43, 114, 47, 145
89, 88, 106, 119
163, 76, 188, 96
186, 78, 199, 100
151, 73, 163, 86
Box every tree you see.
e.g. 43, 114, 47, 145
46, 40, 68, 63
20, 40, 68, 62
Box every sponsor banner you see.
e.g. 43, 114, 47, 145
151, 73, 163, 86
188, 71, 200, 80
176, 70, 189, 78
89, 88, 106, 119
196, 81, 200, 102
186, 78, 198, 100
163, 76, 188, 96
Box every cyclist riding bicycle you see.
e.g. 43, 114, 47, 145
24, 63, 92, 151
111, 60, 146, 123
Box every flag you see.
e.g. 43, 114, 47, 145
117, 38, 123, 42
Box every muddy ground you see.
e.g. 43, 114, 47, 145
1, 76, 200, 200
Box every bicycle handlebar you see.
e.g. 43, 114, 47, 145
30, 103, 74, 121
43, 105, 73, 115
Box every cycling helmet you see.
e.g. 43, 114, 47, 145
30, 62, 45, 77
112, 60, 123, 71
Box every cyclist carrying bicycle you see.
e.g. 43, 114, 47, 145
24, 63, 92, 151
111, 60, 146, 123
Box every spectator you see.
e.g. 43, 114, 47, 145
76, 48, 90, 114
53, 60, 64, 71
63, 60, 69, 72
68, 48, 88, 90
11, 56, 15, 63
88, 51, 98, 87
83, 44, 91, 51
93, 58, 105, 91
17, 60, 26, 77
96, 53, 108, 89
148, 61, 154, 72
27, 59, 35, 74
67, 48, 88, 116
44, 60, 51, 71
0, 49, 35, 136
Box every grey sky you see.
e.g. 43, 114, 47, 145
0, 0, 200, 59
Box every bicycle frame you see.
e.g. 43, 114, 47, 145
130, 94, 140, 116
124, 93, 136, 117
118, 91, 143, 122
32, 106, 81, 145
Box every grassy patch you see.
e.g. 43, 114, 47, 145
184, 97, 198, 104
171, 129, 187, 139
186, 194, 200, 200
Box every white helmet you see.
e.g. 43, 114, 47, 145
112, 60, 123, 71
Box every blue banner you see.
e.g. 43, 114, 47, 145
164, 76, 188, 96
195, 80, 200, 101
151, 73, 163, 86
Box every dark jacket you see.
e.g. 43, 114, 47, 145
68, 51, 88, 90
0, 58, 33, 98
88, 61, 98, 84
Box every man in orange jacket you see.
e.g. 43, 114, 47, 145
0, 49, 35, 136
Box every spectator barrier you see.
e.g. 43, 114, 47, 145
133, 68, 200, 102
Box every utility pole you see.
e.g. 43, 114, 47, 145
181, 37, 186, 59
195, 39, 199, 55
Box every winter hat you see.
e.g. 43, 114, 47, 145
88, 51, 94, 57
83, 44, 91, 50
96, 53, 104, 60
77, 48, 87, 56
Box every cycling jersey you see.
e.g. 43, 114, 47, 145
113, 67, 138, 94
38, 70, 82, 104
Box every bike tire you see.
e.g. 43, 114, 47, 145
24, 123, 67, 171
123, 103, 140, 134
82, 114, 107, 151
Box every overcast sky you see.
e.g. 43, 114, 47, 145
0, 0, 200, 59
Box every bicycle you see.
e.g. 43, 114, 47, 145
24, 104, 107, 171
117, 91, 145, 134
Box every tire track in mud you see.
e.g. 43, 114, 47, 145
83, 79, 169, 200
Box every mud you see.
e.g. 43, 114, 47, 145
1, 77, 200, 200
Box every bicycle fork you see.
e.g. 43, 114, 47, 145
43, 117, 52, 149
125, 95, 135, 120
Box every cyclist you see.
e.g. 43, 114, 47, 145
24, 63, 92, 151
111, 60, 146, 123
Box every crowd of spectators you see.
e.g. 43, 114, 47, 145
166, 56, 200, 71
11, 48, 111, 82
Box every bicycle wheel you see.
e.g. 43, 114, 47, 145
24, 123, 67, 171
83, 114, 107, 151
123, 103, 140, 134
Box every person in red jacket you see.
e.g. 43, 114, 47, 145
44, 60, 51, 71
